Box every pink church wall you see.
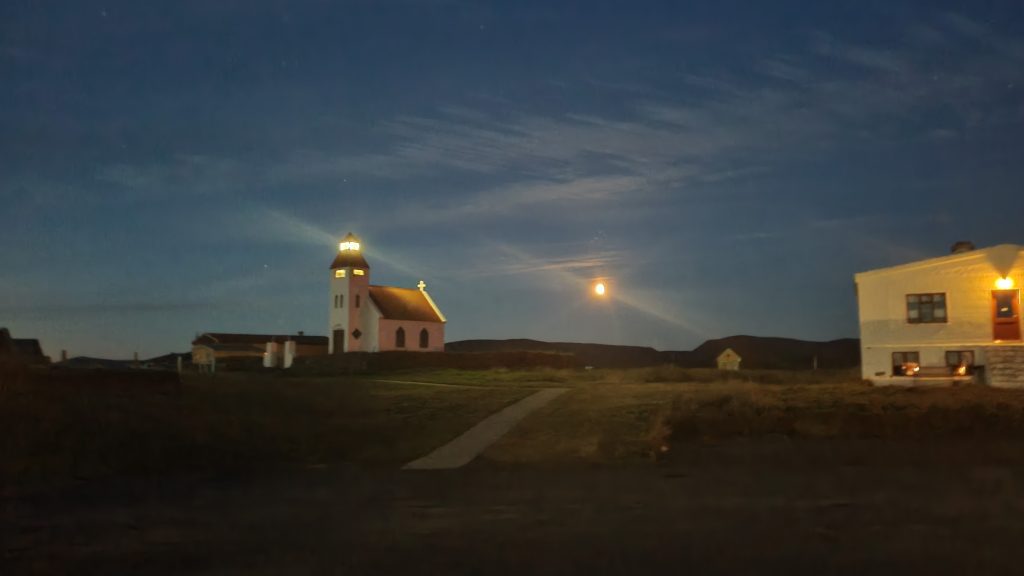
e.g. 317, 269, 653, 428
378, 319, 445, 352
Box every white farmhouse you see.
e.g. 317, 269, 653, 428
328, 233, 446, 354
854, 243, 1023, 387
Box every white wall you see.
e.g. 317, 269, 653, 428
378, 319, 445, 352
328, 267, 371, 353
855, 246, 1023, 381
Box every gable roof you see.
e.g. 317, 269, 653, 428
368, 285, 445, 323
717, 347, 741, 360
192, 333, 328, 346
13, 339, 45, 358
854, 243, 1023, 281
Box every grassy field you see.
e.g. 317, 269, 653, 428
0, 372, 529, 488
480, 367, 1024, 464
6, 366, 1024, 487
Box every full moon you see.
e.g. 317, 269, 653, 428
594, 282, 606, 296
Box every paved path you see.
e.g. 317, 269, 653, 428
403, 388, 569, 470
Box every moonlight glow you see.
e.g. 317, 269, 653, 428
594, 282, 607, 296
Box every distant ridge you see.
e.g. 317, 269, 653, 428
445, 336, 859, 370
687, 335, 860, 370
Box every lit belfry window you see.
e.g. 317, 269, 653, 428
354, 269, 365, 276
335, 270, 345, 278
339, 241, 361, 251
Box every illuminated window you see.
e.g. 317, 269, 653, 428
353, 269, 365, 276
945, 351, 974, 375
396, 327, 406, 348
335, 270, 345, 278
892, 351, 919, 376
339, 241, 361, 251
906, 293, 946, 324
419, 328, 429, 349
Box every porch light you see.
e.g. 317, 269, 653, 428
996, 276, 1015, 290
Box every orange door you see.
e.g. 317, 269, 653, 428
992, 289, 1021, 341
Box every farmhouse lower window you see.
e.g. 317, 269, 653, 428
906, 293, 946, 324
945, 351, 974, 375
892, 351, 920, 376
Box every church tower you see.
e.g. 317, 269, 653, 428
329, 232, 371, 354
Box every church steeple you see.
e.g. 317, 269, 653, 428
329, 232, 371, 354
330, 232, 370, 271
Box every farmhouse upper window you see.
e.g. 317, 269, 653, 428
906, 293, 946, 323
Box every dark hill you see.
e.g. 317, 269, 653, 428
444, 339, 663, 369
687, 335, 860, 370
445, 336, 859, 370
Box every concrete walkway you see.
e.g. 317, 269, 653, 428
403, 388, 569, 470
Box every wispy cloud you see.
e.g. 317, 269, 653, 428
36, 12, 1018, 230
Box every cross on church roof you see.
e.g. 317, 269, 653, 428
417, 280, 426, 291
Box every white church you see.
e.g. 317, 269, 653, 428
329, 233, 446, 354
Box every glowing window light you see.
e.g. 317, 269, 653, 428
339, 241, 361, 251
996, 277, 1015, 290
335, 270, 345, 278
353, 269, 365, 276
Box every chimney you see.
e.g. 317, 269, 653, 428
951, 241, 975, 254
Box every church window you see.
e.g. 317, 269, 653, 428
334, 295, 338, 308
419, 328, 429, 349
356, 294, 361, 308
354, 269, 365, 276
396, 327, 406, 348
339, 295, 344, 308
335, 270, 345, 278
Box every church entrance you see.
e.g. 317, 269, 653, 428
333, 329, 345, 354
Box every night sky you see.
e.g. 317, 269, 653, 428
3, 1, 1024, 359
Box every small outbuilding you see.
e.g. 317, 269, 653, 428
191, 332, 327, 371
717, 348, 742, 371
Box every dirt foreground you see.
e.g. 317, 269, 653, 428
5, 437, 1024, 575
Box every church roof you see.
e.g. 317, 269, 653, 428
330, 232, 369, 269
369, 286, 445, 323
330, 251, 370, 269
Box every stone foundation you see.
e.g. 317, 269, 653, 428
986, 346, 1024, 388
